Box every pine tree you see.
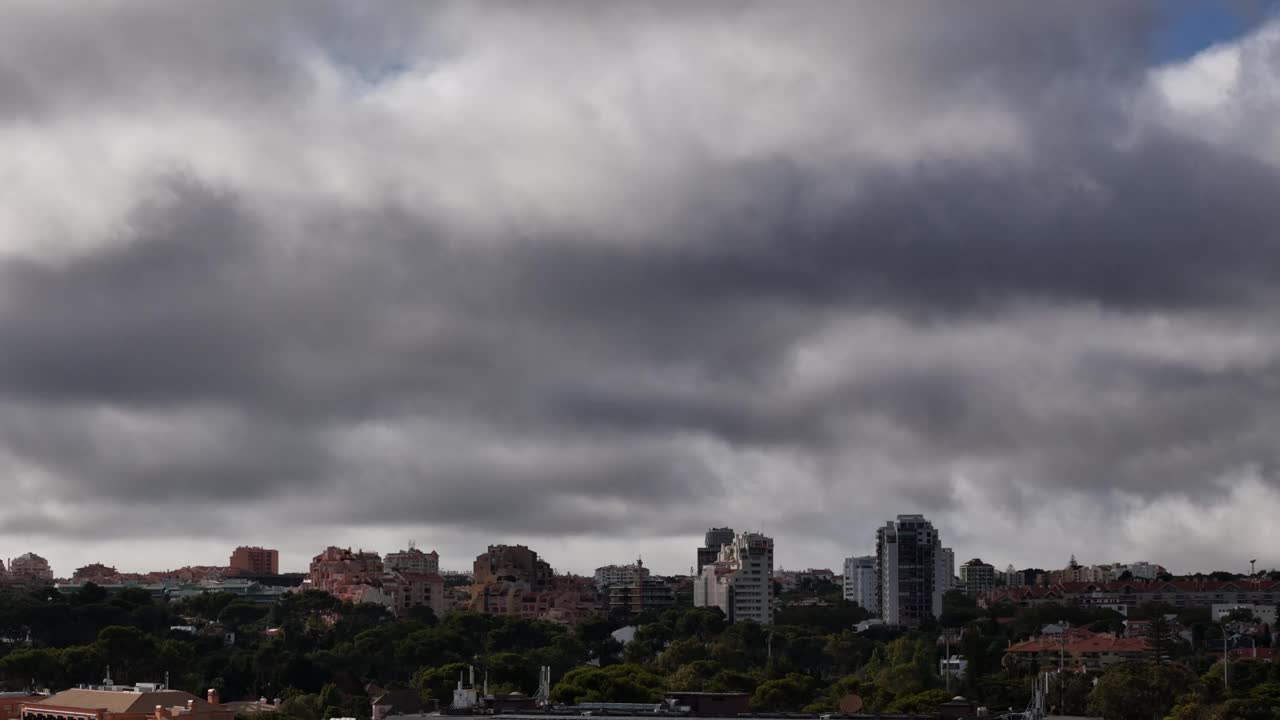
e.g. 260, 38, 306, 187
1146, 614, 1178, 664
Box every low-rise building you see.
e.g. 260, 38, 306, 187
1, 694, 43, 720
593, 560, 650, 590
22, 688, 234, 720
1006, 630, 1149, 672
384, 547, 440, 575
984, 579, 1280, 612
7, 553, 53, 583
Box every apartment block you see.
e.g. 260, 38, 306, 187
694, 532, 774, 624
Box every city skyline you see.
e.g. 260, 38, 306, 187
4, 4, 1280, 579
0, 528, 1260, 581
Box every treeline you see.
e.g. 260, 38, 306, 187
1, 584, 1279, 718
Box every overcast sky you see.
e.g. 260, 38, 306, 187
3, 1, 1280, 578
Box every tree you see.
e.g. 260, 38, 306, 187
411, 662, 470, 703
887, 689, 953, 713
750, 673, 818, 711
1146, 614, 1180, 663
549, 664, 665, 704
1047, 672, 1093, 715
1087, 663, 1193, 720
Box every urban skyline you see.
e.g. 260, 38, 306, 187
0, 523, 1258, 581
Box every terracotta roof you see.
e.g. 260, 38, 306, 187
37, 690, 217, 714
990, 579, 1280, 600
1008, 632, 1148, 654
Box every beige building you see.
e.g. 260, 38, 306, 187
8, 553, 53, 582
694, 532, 774, 624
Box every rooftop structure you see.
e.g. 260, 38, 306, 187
23, 688, 234, 720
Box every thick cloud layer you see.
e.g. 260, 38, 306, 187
2, 1, 1280, 576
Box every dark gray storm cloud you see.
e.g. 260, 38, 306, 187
2, 0, 1280, 574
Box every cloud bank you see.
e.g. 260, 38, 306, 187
2, 1, 1280, 575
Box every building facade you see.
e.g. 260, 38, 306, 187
607, 578, 676, 616
7, 553, 53, 583
309, 547, 384, 594
959, 559, 996, 597
875, 515, 947, 627
23, 688, 234, 720
472, 545, 553, 594
694, 532, 774, 624
842, 555, 877, 612
593, 560, 650, 590
385, 546, 440, 575
984, 579, 1280, 612
229, 547, 279, 575
696, 528, 735, 573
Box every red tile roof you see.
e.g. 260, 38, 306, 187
1009, 632, 1149, 654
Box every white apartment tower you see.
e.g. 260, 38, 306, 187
694, 531, 774, 624
875, 515, 949, 627
842, 555, 877, 612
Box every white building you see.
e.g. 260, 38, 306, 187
940, 547, 955, 591
876, 515, 947, 627
1213, 604, 1278, 625
842, 555, 877, 612
593, 559, 651, 589
694, 532, 774, 624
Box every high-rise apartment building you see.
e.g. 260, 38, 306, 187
842, 555, 877, 612
229, 546, 280, 575
940, 547, 955, 591
875, 515, 948, 627
697, 527, 735, 573
959, 558, 996, 597
694, 531, 774, 624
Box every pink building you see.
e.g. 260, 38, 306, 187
309, 546, 446, 618
229, 546, 280, 575
8, 553, 53, 582
309, 547, 384, 594
73, 563, 123, 584
385, 546, 439, 574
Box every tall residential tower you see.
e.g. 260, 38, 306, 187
875, 515, 951, 627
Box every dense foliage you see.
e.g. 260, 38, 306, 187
2, 585, 1280, 719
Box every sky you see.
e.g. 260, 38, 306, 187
3, 1, 1280, 579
